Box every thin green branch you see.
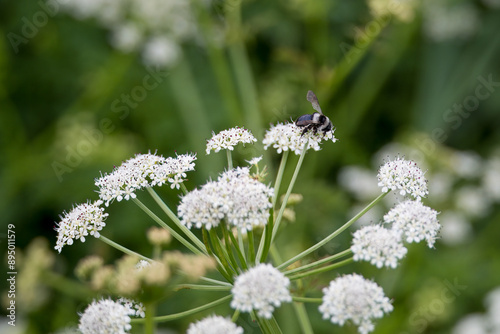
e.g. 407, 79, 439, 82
288, 258, 354, 281
174, 284, 232, 292
292, 296, 322, 303
99, 235, 152, 262
283, 249, 353, 275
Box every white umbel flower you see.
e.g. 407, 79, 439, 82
187, 315, 244, 334
95, 152, 196, 206
117, 298, 146, 318
377, 157, 428, 200
206, 127, 257, 154
231, 263, 292, 319
319, 274, 393, 334
384, 200, 440, 248
263, 122, 337, 155
351, 225, 408, 269
54, 201, 108, 253
178, 167, 274, 231
78, 298, 135, 334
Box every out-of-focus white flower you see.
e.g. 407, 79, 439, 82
485, 287, 500, 329
455, 186, 491, 218
452, 314, 488, 334
231, 263, 292, 319
428, 172, 455, 203
95, 152, 196, 206
142, 36, 181, 67
439, 211, 471, 246
339, 166, 379, 201
368, 0, 418, 22
482, 156, 500, 201
482, 0, 500, 9
423, 2, 478, 41
351, 225, 407, 269
319, 274, 393, 334
178, 167, 274, 231
263, 122, 337, 155
377, 157, 428, 200
187, 315, 244, 334
78, 298, 134, 334
206, 127, 257, 154
383, 200, 440, 248
111, 24, 143, 53
54, 201, 108, 253
451, 151, 483, 179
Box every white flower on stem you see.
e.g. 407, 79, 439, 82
377, 157, 428, 200
319, 274, 393, 334
246, 156, 263, 166
262, 122, 337, 155
383, 200, 440, 248
95, 152, 196, 206
117, 298, 146, 318
206, 127, 257, 154
78, 298, 135, 334
231, 263, 292, 319
54, 201, 108, 253
178, 167, 274, 231
187, 315, 244, 334
351, 225, 408, 269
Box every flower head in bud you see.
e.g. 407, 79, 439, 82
351, 225, 407, 269
187, 315, 244, 334
384, 200, 440, 248
206, 127, 257, 154
263, 122, 337, 155
147, 227, 171, 246
377, 157, 428, 200
231, 263, 292, 319
78, 298, 135, 334
319, 274, 393, 334
54, 201, 108, 253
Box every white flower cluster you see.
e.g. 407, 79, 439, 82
319, 274, 393, 334
384, 200, 440, 248
178, 167, 274, 231
231, 263, 292, 319
263, 122, 337, 155
206, 127, 257, 154
187, 315, 244, 334
95, 152, 196, 206
377, 157, 428, 200
54, 201, 108, 253
78, 298, 135, 334
117, 297, 146, 318
61, 0, 203, 67
351, 225, 408, 269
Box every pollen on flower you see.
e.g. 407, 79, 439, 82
206, 127, 257, 154
351, 225, 408, 269
262, 122, 337, 155
319, 274, 393, 334
178, 167, 274, 231
231, 263, 292, 319
383, 200, 441, 248
377, 157, 428, 200
78, 298, 135, 334
187, 315, 244, 334
95, 152, 196, 206
54, 201, 108, 253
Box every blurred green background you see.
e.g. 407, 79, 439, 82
1, 0, 500, 333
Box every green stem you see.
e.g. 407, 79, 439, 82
292, 302, 313, 334
99, 235, 152, 262
277, 191, 388, 269
283, 249, 353, 275
271, 142, 309, 243
292, 296, 322, 303
231, 309, 241, 322
221, 226, 241, 272
227, 149, 233, 170
145, 188, 207, 254
247, 229, 255, 267
227, 227, 248, 271
272, 151, 289, 208
133, 197, 203, 255
174, 284, 232, 292
152, 295, 232, 322
288, 258, 354, 281
40, 271, 95, 300
144, 302, 155, 334
209, 228, 236, 280
199, 276, 232, 287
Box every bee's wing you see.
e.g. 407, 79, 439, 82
307, 90, 323, 114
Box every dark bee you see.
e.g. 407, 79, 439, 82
295, 90, 333, 136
